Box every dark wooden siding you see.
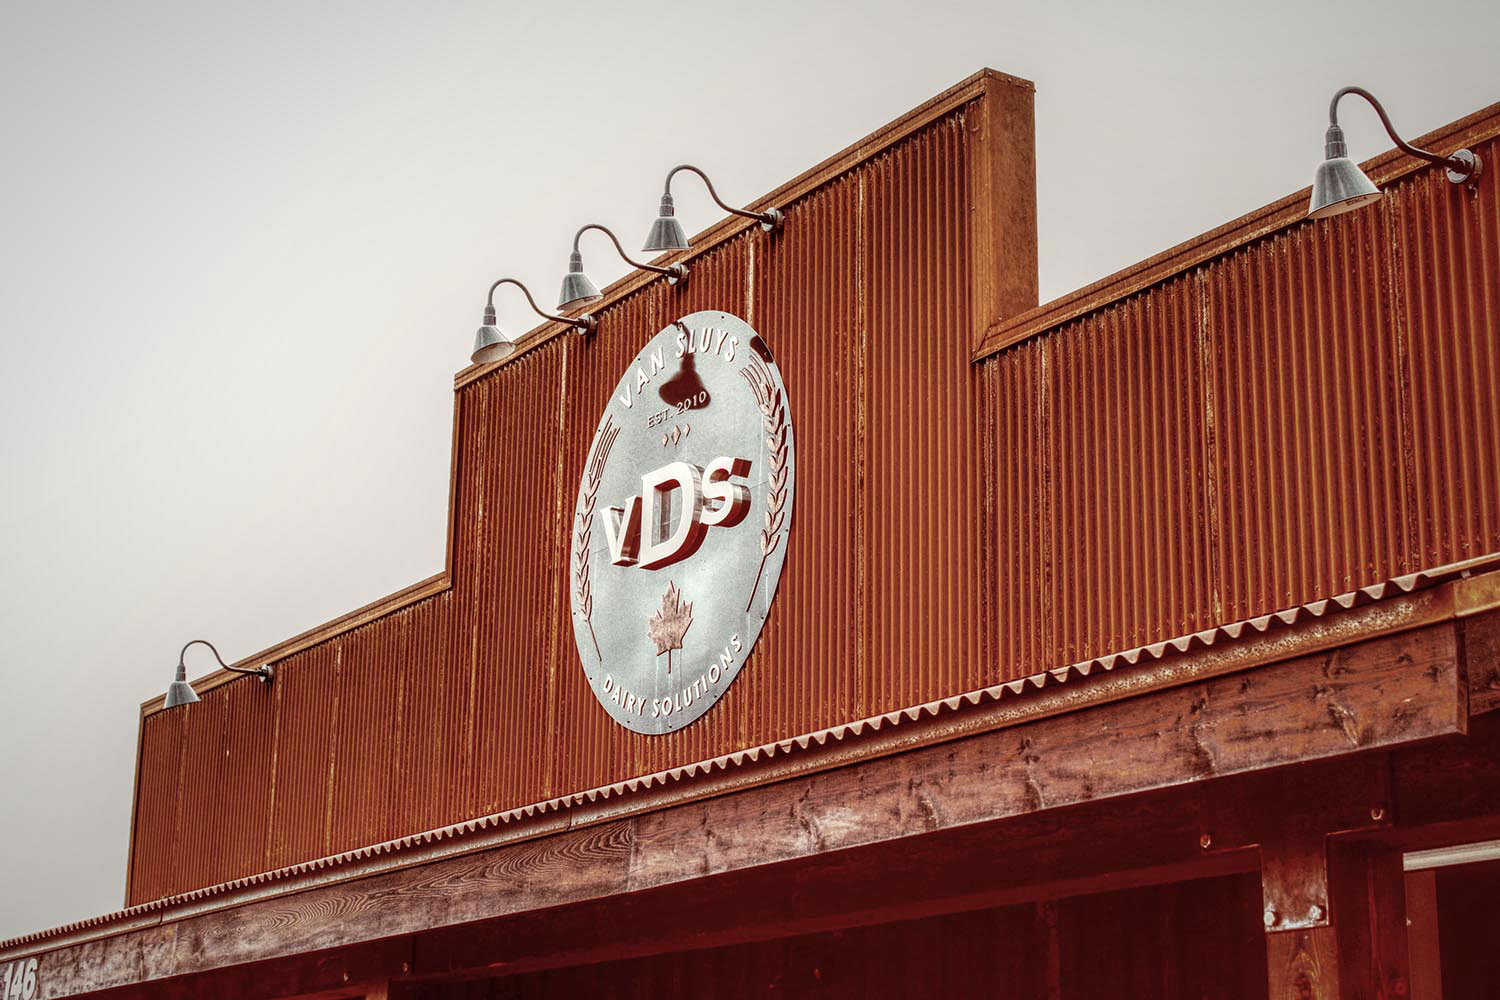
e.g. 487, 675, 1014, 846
404, 874, 1268, 1000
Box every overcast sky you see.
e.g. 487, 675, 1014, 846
1, 0, 1495, 940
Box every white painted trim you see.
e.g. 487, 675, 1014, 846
1403, 839, 1500, 872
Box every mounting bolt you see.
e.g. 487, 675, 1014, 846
1371, 804, 1387, 822
1310, 904, 1325, 921
1264, 907, 1279, 928
402, 962, 411, 973
1199, 833, 1213, 850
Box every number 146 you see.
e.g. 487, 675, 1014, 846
0, 959, 37, 1000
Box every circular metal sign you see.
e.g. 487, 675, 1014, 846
569, 310, 795, 734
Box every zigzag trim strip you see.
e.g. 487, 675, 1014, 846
4, 551, 1495, 954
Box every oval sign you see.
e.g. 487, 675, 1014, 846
569, 310, 795, 734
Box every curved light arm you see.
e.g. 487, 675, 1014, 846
178, 639, 273, 685
484, 277, 595, 334
663, 164, 784, 230
573, 224, 685, 280
1329, 87, 1479, 181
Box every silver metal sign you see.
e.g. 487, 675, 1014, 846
569, 311, 795, 734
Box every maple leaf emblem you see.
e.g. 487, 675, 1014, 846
646, 581, 693, 674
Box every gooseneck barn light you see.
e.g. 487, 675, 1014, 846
165, 639, 273, 709
559, 223, 688, 312
643, 165, 784, 252
473, 278, 597, 364
1309, 86, 1483, 220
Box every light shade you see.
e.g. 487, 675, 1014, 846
558, 250, 603, 310
471, 324, 516, 365
164, 659, 199, 708
642, 193, 691, 252
1308, 157, 1382, 219
1308, 124, 1382, 220
165, 678, 199, 708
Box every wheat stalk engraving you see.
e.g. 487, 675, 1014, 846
739, 354, 788, 612
574, 417, 620, 660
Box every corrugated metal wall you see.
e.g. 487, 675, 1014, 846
125, 110, 1500, 903
977, 130, 1500, 671
127, 104, 996, 903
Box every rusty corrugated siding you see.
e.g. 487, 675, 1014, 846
392, 592, 457, 836
1204, 207, 1411, 619
751, 172, 860, 739
218, 673, 276, 886
126, 710, 180, 903
174, 683, 228, 892
983, 271, 1220, 669
124, 109, 1500, 905
977, 131, 1500, 675
1048, 273, 1217, 661
983, 338, 1049, 673
861, 117, 991, 706
126, 106, 993, 902
265, 638, 337, 869
468, 345, 571, 816
327, 613, 403, 853
1391, 153, 1500, 568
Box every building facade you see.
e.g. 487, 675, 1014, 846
3, 69, 1499, 999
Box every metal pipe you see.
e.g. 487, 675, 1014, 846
485, 277, 596, 334
573, 223, 686, 281
663, 164, 784, 231
178, 639, 273, 684
1329, 86, 1479, 181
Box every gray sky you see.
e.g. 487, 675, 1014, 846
1, 0, 1495, 939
